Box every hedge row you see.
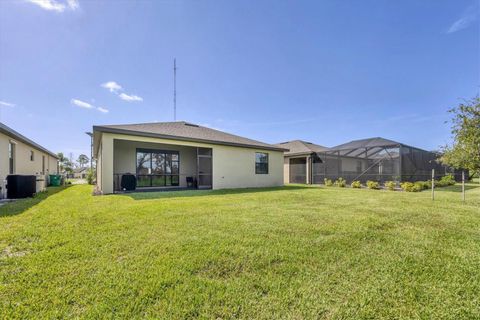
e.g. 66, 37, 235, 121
322, 175, 456, 192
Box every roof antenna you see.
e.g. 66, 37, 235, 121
173, 58, 177, 121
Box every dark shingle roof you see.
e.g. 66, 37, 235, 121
275, 140, 329, 156
93, 121, 287, 152
0, 122, 58, 159
329, 137, 401, 151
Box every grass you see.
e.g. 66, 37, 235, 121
0, 182, 479, 319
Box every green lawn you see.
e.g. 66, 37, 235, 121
1, 183, 479, 319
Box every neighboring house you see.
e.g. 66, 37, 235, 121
93, 121, 287, 194
0, 122, 59, 197
72, 167, 88, 179
274, 140, 330, 184
277, 137, 461, 184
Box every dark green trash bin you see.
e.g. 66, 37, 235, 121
49, 175, 62, 186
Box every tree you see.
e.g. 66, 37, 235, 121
77, 154, 89, 168
441, 96, 480, 179
57, 152, 74, 174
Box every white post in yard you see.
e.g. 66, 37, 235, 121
462, 171, 465, 202
431, 169, 435, 201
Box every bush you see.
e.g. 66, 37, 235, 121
440, 174, 456, 186
427, 181, 433, 188
334, 178, 346, 187
415, 181, 429, 190
384, 181, 396, 191
86, 169, 95, 185
324, 178, 333, 186
400, 182, 423, 192
366, 180, 380, 190
436, 180, 447, 187
401, 182, 414, 192
351, 180, 362, 188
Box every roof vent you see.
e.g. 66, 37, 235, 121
184, 122, 199, 127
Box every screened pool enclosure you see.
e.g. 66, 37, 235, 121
284, 138, 461, 184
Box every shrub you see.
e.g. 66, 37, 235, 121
400, 182, 423, 192
324, 178, 333, 186
384, 181, 396, 191
434, 180, 443, 188
429, 175, 456, 188
414, 181, 429, 190
413, 183, 424, 192
427, 181, 433, 188
401, 182, 414, 192
366, 180, 380, 190
86, 169, 95, 185
440, 174, 456, 186
334, 178, 346, 187
351, 180, 362, 188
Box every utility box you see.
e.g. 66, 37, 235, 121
6, 175, 36, 199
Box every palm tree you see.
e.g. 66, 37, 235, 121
77, 154, 89, 168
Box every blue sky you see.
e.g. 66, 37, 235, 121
0, 0, 479, 159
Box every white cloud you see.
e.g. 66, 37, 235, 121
447, 5, 478, 34
101, 81, 122, 93
0, 100, 15, 107
71, 98, 109, 114
67, 0, 79, 10
119, 93, 143, 102
25, 0, 79, 12
71, 99, 93, 109
101, 81, 143, 103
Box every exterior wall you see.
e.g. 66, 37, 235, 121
283, 157, 289, 184
212, 144, 284, 190
95, 132, 284, 194
0, 131, 58, 197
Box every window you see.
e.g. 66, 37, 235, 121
42, 155, 46, 175
9, 142, 15, 174
30, 151, 35, 161
136, 149, 180, 187
255, 152, 269, 174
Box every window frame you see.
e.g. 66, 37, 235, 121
255, 152, 269, 175
8, 142, 15, 174
135, 148, 180, 187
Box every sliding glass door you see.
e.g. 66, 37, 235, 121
136, 149, 179, 187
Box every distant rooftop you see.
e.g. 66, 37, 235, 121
93, 121, 287, 152
329, 137, 402, 151
275, 140, 329, 156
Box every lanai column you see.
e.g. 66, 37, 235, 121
101, 133, 114, 194
306, 155, 311, 184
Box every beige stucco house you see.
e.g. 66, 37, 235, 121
274, 140, 330, 184
93, 121, 287, 194
72, 167, 88, 179
0, 122, 59, 197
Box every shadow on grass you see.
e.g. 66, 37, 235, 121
0, 186, 70, 218
436, 183, 480, 193
122, 185, 312, 201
